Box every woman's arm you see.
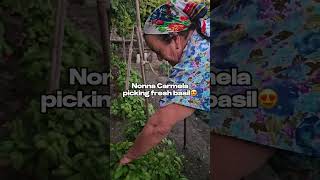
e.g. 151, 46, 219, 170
119, 103, 195, 165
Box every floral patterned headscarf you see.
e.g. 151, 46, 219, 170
143, 0, 208, 35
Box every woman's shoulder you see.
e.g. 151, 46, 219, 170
189, 28, 209, 51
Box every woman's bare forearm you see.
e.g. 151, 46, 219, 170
120, 104, 195, 164
125, 113, 171, 160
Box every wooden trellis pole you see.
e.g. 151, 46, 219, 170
125, 26, 135, 90
106, 0, 111, 73
122, 37, 126, 61
135, 0, 149, 118
49, 0, 111, 92
49, 0, 67, 92
97, 0, 110, 72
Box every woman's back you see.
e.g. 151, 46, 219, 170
210, 0, 320, 157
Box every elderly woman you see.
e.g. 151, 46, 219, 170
120, 0, 210, 165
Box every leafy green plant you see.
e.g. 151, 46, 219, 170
123, 103, 155, 141
111, 96, 155, 140
110, 0, 135, 37
110, 0, 166, 37
111, 53, 142, 92
111, 96, 146, 120
0, 100, 108, 180
0, 0, 101, 95
1, 1, 108, 180
110, 140, 187, 180
20, 22, 100, 94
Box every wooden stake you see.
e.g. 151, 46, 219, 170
97, 0, 110, 72
49, 0, 67, 92
135, 0, 149, 118
125, 27, 135, 90
122, 37, 126, 61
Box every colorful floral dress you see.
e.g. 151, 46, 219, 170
210, 0, 320, 158
159, 18, 210, 112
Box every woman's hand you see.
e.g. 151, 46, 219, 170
119, 155, 132, 165
118, 103, 195, 165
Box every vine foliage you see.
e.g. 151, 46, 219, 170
110, 0, 166, 37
